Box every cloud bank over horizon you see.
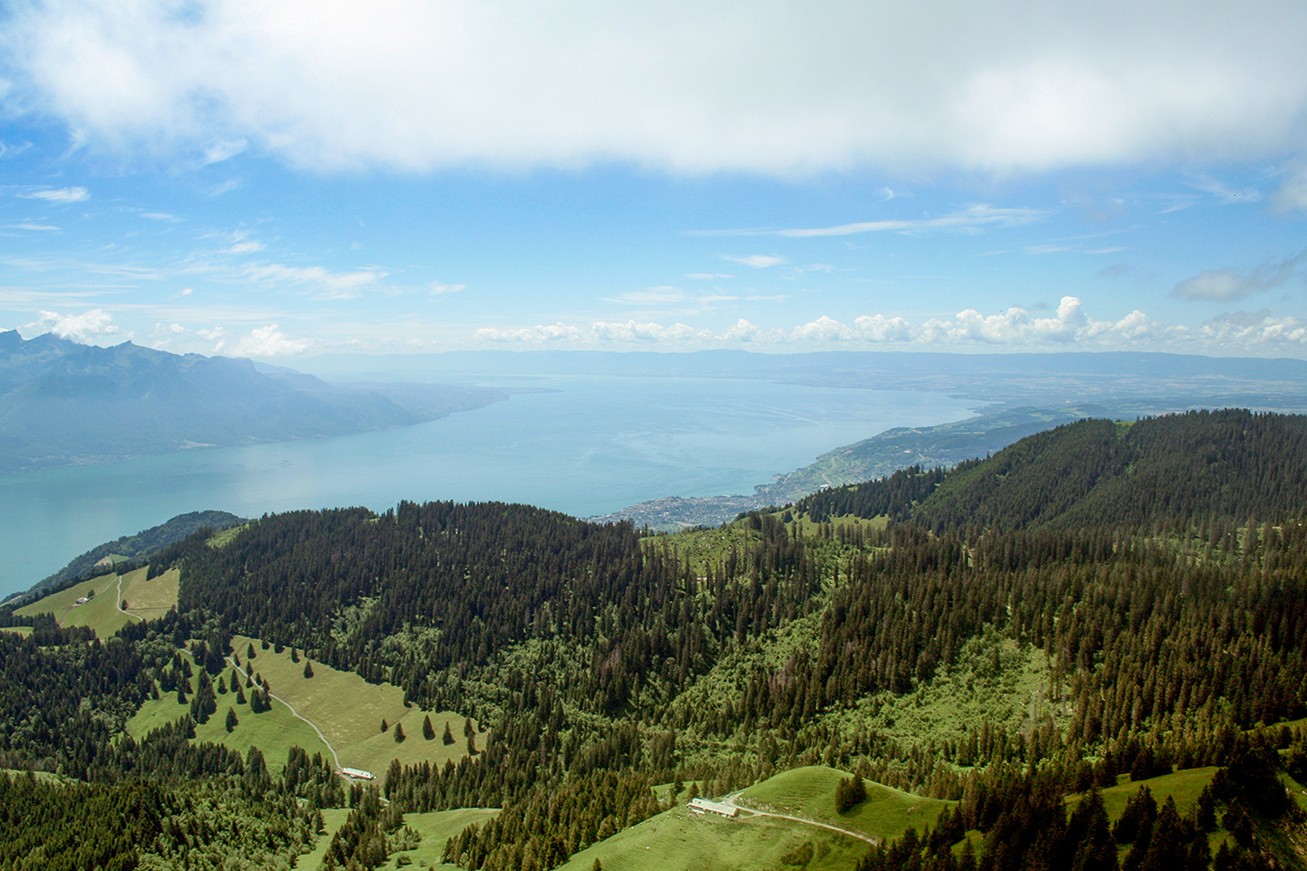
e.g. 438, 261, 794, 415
2, 1, 1307, 358
5, 1, 1307, 181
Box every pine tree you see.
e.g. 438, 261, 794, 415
394, 722, 406, 743
423, 715, 435, 740
225, 707, 238, 733
442, 722, 455, 745
304, 661, 314, 679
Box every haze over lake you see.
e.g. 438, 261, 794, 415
3, 374, 976, 596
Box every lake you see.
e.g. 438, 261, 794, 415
1, 374, 976, 596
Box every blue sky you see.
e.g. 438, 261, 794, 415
1, 1, 1306, 359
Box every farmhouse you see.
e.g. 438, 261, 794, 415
339, 767, 375, 780
687, 797, 738, 818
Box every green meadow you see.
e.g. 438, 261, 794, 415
380, 808, 501, 870
129, 634, 480, 783
739, 765, 953, 843
556, 766, 949, 871
228, 635, 482, 779
14, 566, 180, 636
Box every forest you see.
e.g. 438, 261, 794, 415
2, 408, 1306, 869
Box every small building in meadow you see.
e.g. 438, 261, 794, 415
339, 767, 375, 780
688, 797, 738, 818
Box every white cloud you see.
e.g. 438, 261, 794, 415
226, 240, 265, 254
1202, 311, 1307, 345
429, 282, 465, 295
245, 263, 388, 297
1172, 251, 1305, 301
723, 254, 785, 268
468, 296, 1179, 351
792, 315, 854, 342
31, 308, 120, 342
232, 324, 309, 356
20, 186, 89, 203
10, 2, 1304, 175
473, 322, 583, 344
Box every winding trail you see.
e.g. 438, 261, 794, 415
720, 793, 880, 846
226, 656, 344, 773
116, 574, 143, 623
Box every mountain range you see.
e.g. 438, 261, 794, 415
0, 331, 505, 472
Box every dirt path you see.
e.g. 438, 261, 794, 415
226, 656, 344, 773
720, 793, 880, 846
116, 574, 144, 623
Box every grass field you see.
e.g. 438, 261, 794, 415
555, 766, 948, 871
739, 765, 953, 843
557, 803, 874, 871
0, 626, 32, 636
380, 808, 501, 870
15, 571, 128, 636
14, 566, 180, 636
1070, 767, 1220, 822
128, 635, 480, 784
292, 808, 352, 870
119, 567, 180, 620
229, 635, 482, 780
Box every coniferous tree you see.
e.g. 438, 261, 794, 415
423, 714, 435, 740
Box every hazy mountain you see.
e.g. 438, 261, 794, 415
0, 331, 506, 472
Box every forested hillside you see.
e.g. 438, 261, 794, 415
3, 408, 1307, 869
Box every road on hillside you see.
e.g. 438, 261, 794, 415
719, 793, 880, 846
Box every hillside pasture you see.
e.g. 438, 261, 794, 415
556, 803, 872, 871
13, 565, 179, 636
738, 765, 953, 844
15, 571, 127, 636
380, 808, 501, 870
228, 635, 483, 779
119, 567, 179, 620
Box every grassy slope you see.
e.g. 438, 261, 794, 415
292, 808, 352, 870
557, 767, 949, 871
119, 567, 180, 621
15, 571, 124, 635
0, 626, 32, 636
1090, 768, 1220, 822
14, 566, 180, 636
740, 766, 953, 843
229, 635, 483, 779
129, 635, 480, 782
381, 808, 501, 871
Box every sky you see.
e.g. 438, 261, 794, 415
1, 0, 1306, 360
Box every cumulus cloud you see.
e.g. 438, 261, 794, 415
1201, 310, 1307, 345
20, 186, 89, 203
8, 2, 1305, 175
1172, 251, 1305, 301
473, 322, 583, 344
469, 296, 1174, 351
231, 324, 309, 356
32, 308, 120, 342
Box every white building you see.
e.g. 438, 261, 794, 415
688, 797, 738, 818
339, 767, 375, 780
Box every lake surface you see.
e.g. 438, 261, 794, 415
1, 374, 976, 596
